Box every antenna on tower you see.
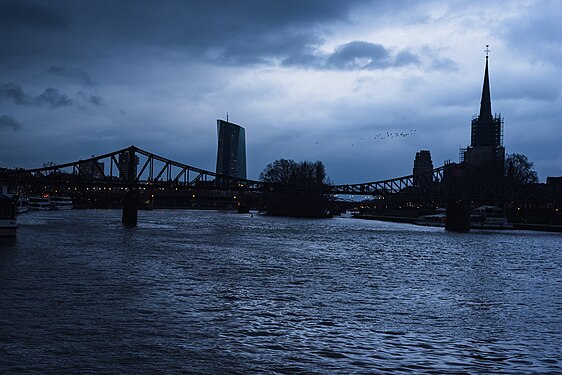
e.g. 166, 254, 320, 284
227, 112, 229, 122
485, 44, 490, 59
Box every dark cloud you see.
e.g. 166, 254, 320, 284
281, 53, 324, 70
0, 114, 22, 130
36, 88, 74, 107
282, 41, 421, 70
0, 82, 73, 107
47, 66, 95, 86
89, 94, 104, 106
0, 0, 67, 30
0, 1, 560, 181
0, 0, 368, 69
77, 91, 105, 107
0, 82, 28, 105
328, 41, 390, 70
0, 82, 104, 108
204, 31, 322, 66
394, 50, 420, 67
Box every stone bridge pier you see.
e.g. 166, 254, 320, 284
122, 189, 139, 226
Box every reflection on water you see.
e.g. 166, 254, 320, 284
1, 210, 560, 373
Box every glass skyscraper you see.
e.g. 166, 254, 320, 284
216, 119, 247, 179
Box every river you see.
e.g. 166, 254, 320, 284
1, 210, 560, 373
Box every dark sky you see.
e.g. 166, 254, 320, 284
1, 0, 561, 183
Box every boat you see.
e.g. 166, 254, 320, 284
28, 195, 73, 210
28, 196, 57, 210
50, 196, 73, 210
16, 195, 29, 214
339, 210, 359, 218
470, 205, 513, 229
0, 194, 18, 237
416, 206, 513, 229
415, 208, 447, 227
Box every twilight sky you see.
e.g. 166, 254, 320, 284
1, 0, 561, 183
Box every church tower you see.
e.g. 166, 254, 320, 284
463, 46, 505, 177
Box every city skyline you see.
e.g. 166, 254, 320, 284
1, 0, 561, 184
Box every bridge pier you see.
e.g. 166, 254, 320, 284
445, 200, 470, 232
237, 202, 250, 213
122, 190, 139, 226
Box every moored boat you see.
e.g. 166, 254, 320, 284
50, 196, 73, 210
415, 208, 447, 227
28, 196, 57, 210
470, 205, 513, 229
416, 206, 513, 229
16, 195, 29, 214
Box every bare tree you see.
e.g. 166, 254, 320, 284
259, 159, 330, 217
260, 159, 327, 186
505, 153, 539, 185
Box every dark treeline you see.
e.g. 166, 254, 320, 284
260, 159, 330, 217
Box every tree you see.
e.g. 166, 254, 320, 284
259, 159, 330, 217
260, 159, 327, 186
260, 159, 298, 184
505, 153, 539, 185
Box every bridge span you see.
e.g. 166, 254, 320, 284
1, 145, 560, 226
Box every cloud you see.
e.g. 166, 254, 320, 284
394, 50, 421, 67
77, 91, 105, 107
36, 88, 74, 107
282, 41, 421, 70
501, 2, 562, 65
47, 66, 95, 86
0, 0, 67, 30
88, 94, 104, 106
328, 41, 390, 70
0, 82, 28, 104
204, 31, 322, 67
0, 82, 73, 107
429, 56, 458, 72
0, 115, 22, 130
0, 0, 367, 69
0, 82, 105, 108
1, 1, 561, 181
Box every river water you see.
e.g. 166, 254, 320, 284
1, 210, 560, 374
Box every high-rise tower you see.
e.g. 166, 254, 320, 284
216, 119, 247, 179
463, 47, 505, 177
413, 150, 433, 186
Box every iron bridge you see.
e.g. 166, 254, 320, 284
1, 145, 560, 205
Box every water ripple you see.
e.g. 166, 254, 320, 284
1, 209, 560, 373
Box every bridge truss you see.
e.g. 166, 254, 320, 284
4, 145, 263, 191
1, 145, 560, 207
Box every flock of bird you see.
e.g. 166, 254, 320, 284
352, 129, 417, 147
372, 129, 417, 140
314, 129, 417, 146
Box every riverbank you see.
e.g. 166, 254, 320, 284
353, 214, 562, 233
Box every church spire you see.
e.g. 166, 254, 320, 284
479, 45, 492, 120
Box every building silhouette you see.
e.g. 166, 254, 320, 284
78, 159, 105, 180
216, 119, 246, 179
119, 151, 139, 181
413, 150, 433, 186
462, 50, 505, 177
